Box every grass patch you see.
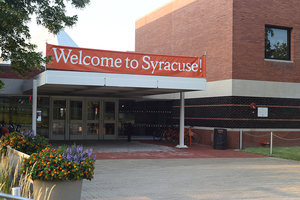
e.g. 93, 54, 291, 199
240, 147, 300, 161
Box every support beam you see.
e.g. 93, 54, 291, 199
176, 92, 188, 148
32, 80, 37, 136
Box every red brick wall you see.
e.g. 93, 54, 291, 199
136, 0, 234, 82
193, 129, 214, 146
193, 129, 240, 149
136, 0, 300, 83
232, 0, 300, 83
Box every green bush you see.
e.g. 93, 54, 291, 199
21, 145, 96, 181
0, 131, 50, 155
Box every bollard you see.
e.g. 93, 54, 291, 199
12, 187, 21, 197
270, 132, 273, 154
240, 129, 243, 150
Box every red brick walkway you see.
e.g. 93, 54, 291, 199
95, 140, 265, 160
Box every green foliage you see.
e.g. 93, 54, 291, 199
21, 146, 95, 181
0, 131, 50, 155
0, 0, 90, 88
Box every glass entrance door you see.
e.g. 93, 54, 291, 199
86, 100, 100, 140
69, 100, 83, 140
51, 99, 66, 140
50, 98, 117, 140
103, 100, 117, 140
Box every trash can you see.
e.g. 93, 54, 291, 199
213, 129, 227, 150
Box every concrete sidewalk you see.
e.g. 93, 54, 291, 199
81, 157, 300, 200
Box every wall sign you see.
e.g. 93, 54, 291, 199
258, 107, 268, 117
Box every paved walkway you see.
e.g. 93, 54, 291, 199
82, 157, 300, 200
50, 140, 300, 200
50, 140, 264, 159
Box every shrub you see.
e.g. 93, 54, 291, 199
21, 145, 96, 181
0, 131, 50, 155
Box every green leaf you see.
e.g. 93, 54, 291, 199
0, 0, 90, 88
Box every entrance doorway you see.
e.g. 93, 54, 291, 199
50, 98, 118, 140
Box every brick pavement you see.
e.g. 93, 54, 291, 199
50, 140, 264, 160
81, 157, 300, 200
50, 140, 300, 200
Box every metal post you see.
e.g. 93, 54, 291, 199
12, 187, 21, 197
32, 80, 37, 136
270, 132, 273, 154
239, 129, 243, 150
176, 92, 188, 148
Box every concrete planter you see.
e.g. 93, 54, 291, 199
7, 145, 30, 172
33, 179, 83, 200
7, 145, 32, 184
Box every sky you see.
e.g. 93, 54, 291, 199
29, 0, 172, 52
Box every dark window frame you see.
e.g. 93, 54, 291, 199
265, 25, 291, 60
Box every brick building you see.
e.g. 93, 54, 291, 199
0, 28, 206, 143
135, 0, 300, 148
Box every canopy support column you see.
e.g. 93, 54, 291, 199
176, 92, 188, 148
32, 79, 37, 136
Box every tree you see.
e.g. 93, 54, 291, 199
0, 0, 90, 88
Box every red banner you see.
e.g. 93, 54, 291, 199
46, 44, 206, 78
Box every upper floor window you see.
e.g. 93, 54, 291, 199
265, 25, 291, 60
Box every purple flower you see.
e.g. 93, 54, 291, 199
20, 130, 35, 139
60, 144, 95, 164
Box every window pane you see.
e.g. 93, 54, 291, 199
0, 97, 33, 131
87, 101, 99, 120
70, 101, 82, 120
104, 102, 115, 120
87, 123, 99, 135
104, 123, 114, 135
69, 123, 82, 135
265, 27, 290, 60
53, 100, 66, 120
53, 122, 64, 135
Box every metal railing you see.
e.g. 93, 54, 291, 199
0, 187, 34, 200
240, 129, 300, 154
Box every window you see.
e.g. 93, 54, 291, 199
265, 25, 291, 60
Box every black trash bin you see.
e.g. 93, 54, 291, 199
213, 129, 227, 150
